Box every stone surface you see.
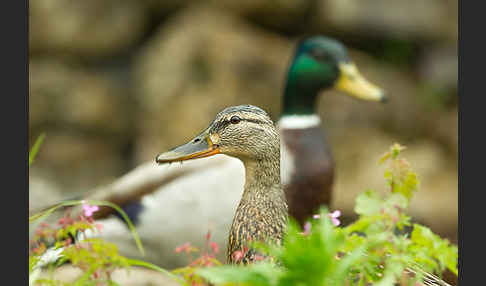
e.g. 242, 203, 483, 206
30, 0, 148, 58
29, 59, 134, 194
29, 59, 132, 133
419, 44, 458, 90
32, 133, 126, 191
144, 0, 314, 30
314, 0, 457, 41
37, 265, 180, 286
29, 174, 63, 215
209, 0, 314, 29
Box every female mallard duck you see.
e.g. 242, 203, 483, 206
155, 105, 286, 264
87, 36, 385, 267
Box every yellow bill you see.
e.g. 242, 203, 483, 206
334, 62, 387, 102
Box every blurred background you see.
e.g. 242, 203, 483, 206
29, 0, 457, 263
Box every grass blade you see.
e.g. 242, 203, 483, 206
29, 132, 46, 166
126, 258, 185, 285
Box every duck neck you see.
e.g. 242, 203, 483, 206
240, 156, 284, 204
282, 72, 322, 116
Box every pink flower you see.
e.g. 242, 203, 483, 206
210, 242, 219, 254
303, 221, 312, 235
175, 242, 192, 254
254, 254, 265, 261
95, 223, 103, 232
312, 214, 321, 219
328, 210, 341, 226
82, 201, 99, 217
233, 250, 244, 261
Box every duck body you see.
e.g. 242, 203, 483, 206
279, 116, 334, 224
96, 155, 244, 266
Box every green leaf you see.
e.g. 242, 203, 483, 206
391, 143, 406, 159
73, 262, 100, 286
29, 132, 46, 166
373, 262, 403, 286
384, 193, 409, 211
197, 264, 279, 286
328, 246, 366, 286
355, 190, 382, 216
107, 280, 121, 286
394, 172, 418, 201
410, 224, 458, 276
29, 255, 40, 273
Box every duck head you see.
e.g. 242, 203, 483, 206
156, 105, 279, 164
283, 36, 386, 115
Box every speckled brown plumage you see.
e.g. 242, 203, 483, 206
280, 126, 334, 225
205, 105, 288, 265
227, 159, 288, 264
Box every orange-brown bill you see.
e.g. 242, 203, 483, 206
155, 132, 220, 164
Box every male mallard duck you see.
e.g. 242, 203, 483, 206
278, 36, 385, 223
87, 36, 385, 267
155, 105, 286, 264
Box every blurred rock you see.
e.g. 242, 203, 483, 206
314, 0, 457, 41
29, 59, 135, 194
140, 0, 192, 16
419, 44, 458, 90
143, 0, 314, 31
38, 265, 180, 286
29, 175, 63, 214
133, 5, 292, 162
30, 133, 126, 195
30, 59, 132, 134
29, 0, 148, 58
431, 107, 458, 157
209, 0, 315, 30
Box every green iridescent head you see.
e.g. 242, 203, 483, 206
283, 36, 386, 115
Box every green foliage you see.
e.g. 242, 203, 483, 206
197, 263, 282, 286
28, 131, 181, 286
28, 200, 181, 286
29, 138, 457, 286
171, 232, 224, 286
29, 199, 145, 256
194, 143, 458, 286
29, 132, 45, 166
410, 225, 458, 276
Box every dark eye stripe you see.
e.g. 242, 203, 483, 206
241, 118, 265, 124
212, 117, 267, 131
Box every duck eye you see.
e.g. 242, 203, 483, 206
230, 116, 241, 124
